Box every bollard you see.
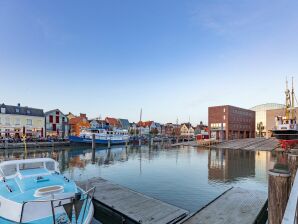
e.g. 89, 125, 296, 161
92, 134, 96, 150
288, 149, 298, 190
268, 164, 291, 224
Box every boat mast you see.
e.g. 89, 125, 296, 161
291, 76, 295, 120
285, 78, 291, 120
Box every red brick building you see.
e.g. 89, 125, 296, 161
208, 105, 255, 140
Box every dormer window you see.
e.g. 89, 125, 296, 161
1, 107, 5, 114
27, 110, 30, 114
16, 108, 20, 113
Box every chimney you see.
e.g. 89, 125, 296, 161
80, 113, 87, 118
17, 103, 20, 107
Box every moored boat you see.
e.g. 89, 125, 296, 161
69, 128, 129, 145
0, 158, 94, 223
272, 77, 298, 148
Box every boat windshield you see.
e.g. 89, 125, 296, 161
1, 164, 17, 177
19, 162, 44, 170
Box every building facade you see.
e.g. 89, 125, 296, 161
45, 109, 69, 138
0, 103, 45, 138
180, 123, 195, 137
69, 113, 90, 136
208, 105, 255, 140
250, 103, 285, 137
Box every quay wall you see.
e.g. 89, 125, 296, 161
0, 141, 70, 149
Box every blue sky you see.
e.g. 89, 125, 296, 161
0, 0, 297, 124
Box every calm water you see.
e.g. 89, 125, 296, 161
0, 145, 284, 212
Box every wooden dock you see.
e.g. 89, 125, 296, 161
183, 187, 267, 224
77, 177, 189, 224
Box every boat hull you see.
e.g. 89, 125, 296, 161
272, 130, 298, 140
69, 135, 128, 145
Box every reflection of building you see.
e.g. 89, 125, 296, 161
250, 103, 284, 137
45, 109, 69, 138
208, 149, 255, 181
208, 105, 255, 140
0, 103, 45, 138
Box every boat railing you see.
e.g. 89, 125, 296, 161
19, 186, 95, 224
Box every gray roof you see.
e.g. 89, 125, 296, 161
118, 118, 130, 129
45, 109, 66, 117
0, 103, 44, 117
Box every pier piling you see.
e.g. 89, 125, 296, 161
108, 139, 111, 149
92, 134, 96, 150
268, 165, 291, 224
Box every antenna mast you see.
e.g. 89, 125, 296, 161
292, 76, 295, 119
285, 77, 291, 120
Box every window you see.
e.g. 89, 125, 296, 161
1, 108, 5, 113
27, 119, 32, 126
56, 116, 59, 123
15, 118, 20, 125
223, 115, 226, 120
223, 108, 226, 113
16, 108, 19, 113
27, 110, 30, 114
56, 111, 59, 115
53, 124, 56, 131
49, 115, 53, 123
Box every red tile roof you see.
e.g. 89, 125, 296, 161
105, 117, 120, 127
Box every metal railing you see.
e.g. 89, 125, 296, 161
283, 174, 298, 224
19, 187, 95, 224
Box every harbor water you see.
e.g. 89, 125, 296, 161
0, 145, 283, 212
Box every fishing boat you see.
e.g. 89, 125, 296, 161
272, 77, 298, 148
0, 158, 94, 223
69, 128, 129, 145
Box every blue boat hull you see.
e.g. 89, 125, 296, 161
69, 136, 127, 145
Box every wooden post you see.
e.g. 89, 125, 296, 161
125, 140, 128, 148
268, 166, 291, 224
108, 139, 111, 149
176, 137, 178, 144
138, 138, 141, 147
150, 138, 153, 147
92, 134, 96, 150
288, 149, 298, 191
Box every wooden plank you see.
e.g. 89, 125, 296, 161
183, 187, 267, 224
77, 177, 188, 224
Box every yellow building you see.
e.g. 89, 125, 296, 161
180, 123, 195, 137
0, 103, 45, 138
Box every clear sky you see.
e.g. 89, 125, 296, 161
0, 0, 297, 124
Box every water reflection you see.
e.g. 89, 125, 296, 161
0, 146, 283, 212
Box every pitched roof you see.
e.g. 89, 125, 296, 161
118, 118, 130, 129
45, 109, 66, 117
0, 103, 44, 117
137, 121, 154, 128
105, 117, 120, 126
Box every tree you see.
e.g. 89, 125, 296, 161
257, 122, 264, 137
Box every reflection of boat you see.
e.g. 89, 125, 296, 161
272, 78, 298, 148
0, 158, 94, 223
69, 128, 129, 145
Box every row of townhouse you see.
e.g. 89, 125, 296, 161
0, 103, 208, 139
0, 104, 69, 138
